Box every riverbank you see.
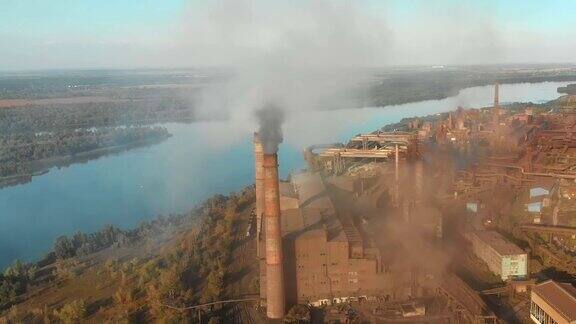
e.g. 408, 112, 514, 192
0, 86, 561, 270
366, 69, 576, 108
558, 83, 576, 95
0, 134, 172, 189
0, 185, 256, 323
0, 81, 571, 272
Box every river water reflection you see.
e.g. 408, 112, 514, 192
0, 81, 571, 268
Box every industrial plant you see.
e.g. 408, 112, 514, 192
251, 85, 576, 323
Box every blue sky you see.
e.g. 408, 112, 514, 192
1, 0, 575, 70
0, 0, 185, 41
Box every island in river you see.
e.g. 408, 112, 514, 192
558, 83, 576, 95
0, 127, 171, 188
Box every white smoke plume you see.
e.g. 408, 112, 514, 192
179, 0, 392, 149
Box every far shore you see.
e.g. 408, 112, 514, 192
0, 135, 171, 189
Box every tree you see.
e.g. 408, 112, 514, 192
137, 259, 161, 286
3, 260, 24, 278
0, 276, 25, 306
202, 270, 224, 302
53, 299, 86, 323
71, 231, 87, 249
54, 236, 75, 259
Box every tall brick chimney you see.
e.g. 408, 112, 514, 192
253, 133, 265, 257
493, 82, 500, 126
263, 153, 285, 319
394, 144, 400, 206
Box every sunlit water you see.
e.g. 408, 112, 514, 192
0, 81, 571, 269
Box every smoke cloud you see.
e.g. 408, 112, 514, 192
181, 0, 391, 149
3, 1, 576, 70
256, 104, 284, 154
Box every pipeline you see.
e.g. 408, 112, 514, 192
485, 162, 576, 179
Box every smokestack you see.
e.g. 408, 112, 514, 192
394, 144, 399, 206
263, 153, 285, 319
493, 82, 500, 126
494, 82, 500, 108
254, 133, 265, 257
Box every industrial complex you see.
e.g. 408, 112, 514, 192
251, 84, 576, 323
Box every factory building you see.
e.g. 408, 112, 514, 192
257, 171, 389, 308
465, 230, 528, 281
526, 181, 556, 215
255, 133, 389, 316
530, 280, 576, 324
289, 173, 384, 305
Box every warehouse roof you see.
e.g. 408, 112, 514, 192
292, 172, 334, 211
473, 231, 525, 256
533, 280, 576, 322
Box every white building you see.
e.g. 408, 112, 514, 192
526, 182, 556, 215
465, 230, 528, 281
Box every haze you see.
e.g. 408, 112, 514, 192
1, 0, 576, 71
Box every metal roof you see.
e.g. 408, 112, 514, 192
533, 280, 576, 322
473, 230, 525, 256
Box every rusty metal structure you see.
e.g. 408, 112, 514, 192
263, 152, 285, 319
309, 132, 418, 175
437, 274, 498, 324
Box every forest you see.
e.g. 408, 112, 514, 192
366, 68, 576, 107
0, 100, 195, 135
558, 83, 576, 95
0, 127, 170, 180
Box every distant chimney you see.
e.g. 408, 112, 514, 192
253, 133, 265, 257
263, 153, 285, 319
494, 82, 500, 108
493, 82, 500, 126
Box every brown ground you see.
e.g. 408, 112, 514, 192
0, 97, 126, 108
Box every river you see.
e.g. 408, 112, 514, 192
0, 81, 571, 269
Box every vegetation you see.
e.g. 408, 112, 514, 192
114, 188, 253, 321
365, 67, 576, 107
52, 299, 87, 323
53, 214, 192, 261
0, 260, 35, 309
0, 102, 192, 135
0, 126, 170, 183
558, 83, 576, 95
2, 66, 575, 187
0, 186, 256, 322
0, 69, 226, 100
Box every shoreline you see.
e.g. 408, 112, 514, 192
0, 135, 171, 190
2, 77, 576, 113
0, 81, 569, 271
0, 182, 253, 272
